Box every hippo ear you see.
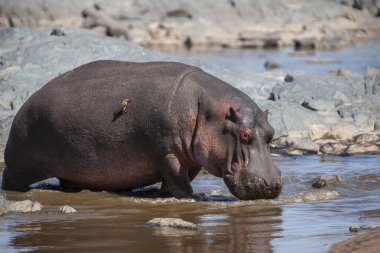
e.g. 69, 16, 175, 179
225, 107, 241, 123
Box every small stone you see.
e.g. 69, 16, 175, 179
349, 224, 360, 232
59, 205, 77, 214
284, 74, 294, 82
147, 218, 198, 229
294, 38, 316, 50
307, 58, 340, 64
184, 36, 192, 50
264, 60, 280, 69
374, 120, 380, 132
50, 27, 66, 36
302, 99, 336, 111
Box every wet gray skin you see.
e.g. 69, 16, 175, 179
195, 96, 282, 200
2, 61, 281, 200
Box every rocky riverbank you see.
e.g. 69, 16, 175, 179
0, 27, 379, 158
1, 0, 380, 51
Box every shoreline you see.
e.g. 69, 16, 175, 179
329, 230, 380, 253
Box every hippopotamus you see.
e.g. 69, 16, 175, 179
2, 61, 282, 200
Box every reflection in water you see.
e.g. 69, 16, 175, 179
6, 200, 282, 253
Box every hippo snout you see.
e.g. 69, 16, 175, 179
224, 170, 282, 200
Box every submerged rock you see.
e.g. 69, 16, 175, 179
311, 175, 342, 188
312, 178, 327, 188
146, 218, 198, 229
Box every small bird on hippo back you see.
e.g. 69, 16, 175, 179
2, 61, 282, 200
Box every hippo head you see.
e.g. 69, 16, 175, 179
193, 96, 282, 200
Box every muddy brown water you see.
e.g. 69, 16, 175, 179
1, 155, 379, 253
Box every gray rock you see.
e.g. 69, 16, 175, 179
302, 99, 336, 111
354, 133, 380, 145
375, 120, 380, 131
364, 67, 380, 95
146, 218, 198, 229
294, 38, 316, 50
319, 141, 348, 155
59, 205, 77, 214
50, 27, 66, 36
166, 9, 192, 19
331, 68, 362, 80
354, 113, 371, 128
346, 144, 380, 155
312, 178, 327, 188
284, 73, 294, 82
351, 0, 380, 17
307, 58, 340, 64
332, 90, 351, 103
264, 60, 281, 69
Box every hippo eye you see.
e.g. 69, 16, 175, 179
239, 128, 253, 144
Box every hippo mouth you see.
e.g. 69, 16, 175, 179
223, 145, 282, 200
223, 171, 282, 200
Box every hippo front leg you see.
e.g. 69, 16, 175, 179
161, 154, 195, 199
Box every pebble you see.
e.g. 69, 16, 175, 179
146, 218, 198, 229
284, 73, 294, 82
349, 224, 360, 232
59, 205, 77, 214
264, 60, 281, 69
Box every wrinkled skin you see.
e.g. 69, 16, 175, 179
2, 61, 281, 200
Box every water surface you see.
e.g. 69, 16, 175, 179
1, 155, 379, 253
187, 40, 380, 75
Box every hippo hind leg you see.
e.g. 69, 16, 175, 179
2, 165, 48, 191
